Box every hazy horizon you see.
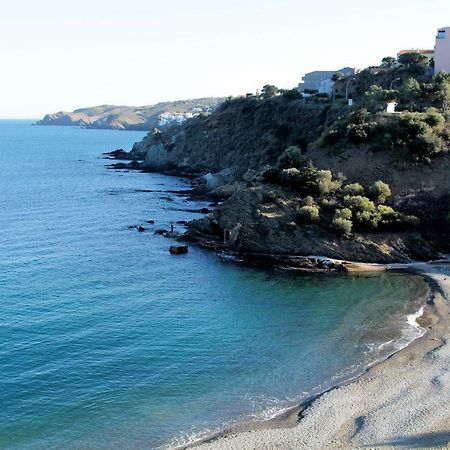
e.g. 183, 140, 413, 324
1, 0, 449, 118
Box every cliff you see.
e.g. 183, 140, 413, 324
129, 64, 450, 263
36, 98, 224, 131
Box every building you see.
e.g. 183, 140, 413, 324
397, 49, 434, 62
435, 27, 450, 73
298, 67, 355, 96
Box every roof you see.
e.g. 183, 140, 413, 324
397, 49, 434, 56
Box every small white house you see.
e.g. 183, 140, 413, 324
386, 102, 398, 114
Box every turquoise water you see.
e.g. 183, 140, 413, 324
0, 120, 428, 449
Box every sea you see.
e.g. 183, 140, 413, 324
0, 120, 429, 449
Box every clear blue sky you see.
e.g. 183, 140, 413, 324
1, 0, 449, 118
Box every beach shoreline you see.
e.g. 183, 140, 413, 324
174, 261, 450, 450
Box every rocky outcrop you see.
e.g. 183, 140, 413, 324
131, 95, 450, 264
138, 96, 330, 177
187, 186, 441, 264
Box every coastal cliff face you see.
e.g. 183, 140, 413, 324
188, 186, 439, 263
36, 98, 224, 131
134, 90, 450, 262
138, 97, 330, 176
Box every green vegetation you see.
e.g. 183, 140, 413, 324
264, 156, 419, 236
323, 108, 448, 161
342, 183, 364, 196
298, 205, 320, 223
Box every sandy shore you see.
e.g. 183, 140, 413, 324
187, 262, 450, 450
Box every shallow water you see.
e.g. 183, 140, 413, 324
0, 121, 429, 449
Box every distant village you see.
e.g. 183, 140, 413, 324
298, 26, 450, 102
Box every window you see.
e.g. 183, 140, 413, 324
437, 30, 446, 39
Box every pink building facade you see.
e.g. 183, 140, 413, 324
435, 27, 450, 74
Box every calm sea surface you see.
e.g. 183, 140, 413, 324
0, 120, 428, 449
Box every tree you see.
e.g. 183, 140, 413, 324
401, 78, 421, 111
283, 88, 302, 100
261, 85, 279, 99
363, 85, 397, 112
370, 181, 392, 203
398, 52, 427, 66
434, 71, 450, 111
277, 146, 303, 169
332, 71, 345, 82
381, 56, 397, 68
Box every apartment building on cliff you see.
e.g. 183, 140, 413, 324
435, 27, 450, 73
298, 67, 355, 96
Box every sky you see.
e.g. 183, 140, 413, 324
1, 0, 449, 118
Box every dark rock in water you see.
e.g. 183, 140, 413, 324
107, 161, 143, 171
104, 149, 136, 160
200, 208, 211, 214
176, 220, 188, 225
155, 228, 168, 235
146, 220, 155, 224
128, 225, 137, 229
138, 226, 147, 232
169, 245, 189, 254
161, 196, 174, 202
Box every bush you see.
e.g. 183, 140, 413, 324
369, 181, 392, 203
342, 183, 365, 196
303, 195, 315, 206
279, 167, 302, 185
423, 112, 445, 129
355, 210, 380, 229
262, 190, 278, 203
403, 215, 420, 228
298, 205, 320, 223
277, 146, 303, 169
335, 208, 353, 220
278, 162, 342, 196
390, 113, 448, 160
283, 89, 303, 100
316, 169, 342, 194
346, 108, 380, 143
332, 217, 353, 235
319, 198, 338, 209
343, 195, 377, 212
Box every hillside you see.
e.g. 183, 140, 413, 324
36, 98, 224, 130
127, 56, 450, 264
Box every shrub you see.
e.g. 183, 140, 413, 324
342, 183, 365, 196
403, 215, 420, 228
423, 112, 445, 129
319, 198, 338, 209
316, 169, 342, 194
343, 195, 377, 212
261, 84, 279, 99
335, 208, 353, 220
355, 210, 380, 229
283, 89, 303, 100
369, 181, 392, 203
262, 190, 278, 203
277, 146, 303, 169
278, 162, 342, 196
391, 113, 448, 160
332, 217, 353, 235
298, 205, 320, 223
303, 195, 315, 206
280, 167, 302, 185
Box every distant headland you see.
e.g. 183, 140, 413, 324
35, 98, 224, 131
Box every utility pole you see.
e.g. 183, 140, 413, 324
390, 78, 401, 90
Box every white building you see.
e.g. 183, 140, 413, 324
435, 27, 450, 74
